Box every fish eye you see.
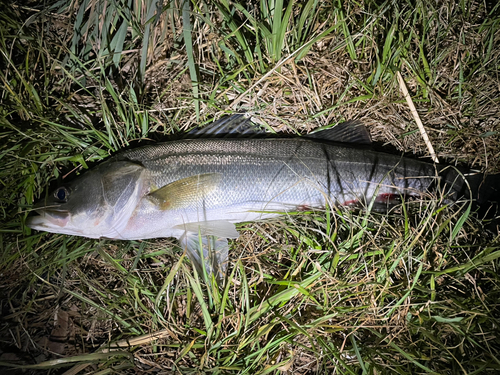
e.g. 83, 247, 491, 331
54, 187, 70, 202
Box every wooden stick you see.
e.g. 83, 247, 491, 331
396, 71, 439, 163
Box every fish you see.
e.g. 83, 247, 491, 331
27, 114, 499, 277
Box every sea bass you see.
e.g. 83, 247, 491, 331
27, 115, 498, 275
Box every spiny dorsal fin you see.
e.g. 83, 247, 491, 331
306, 120, 372, 145
188, 114, 269, 137
147, 173, 222, 210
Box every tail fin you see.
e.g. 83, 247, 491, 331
465, 173, 500, 222
439, 167, 500, 227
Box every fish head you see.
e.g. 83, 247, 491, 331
27, 161, 146, 239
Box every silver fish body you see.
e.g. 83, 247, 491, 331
117, 137, 438, 240
28, 118, 466, 274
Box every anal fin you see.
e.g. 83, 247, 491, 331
174, 220, 239, 238
180, 232, 230, 281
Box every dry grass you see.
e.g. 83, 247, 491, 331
1, 0, 500, 374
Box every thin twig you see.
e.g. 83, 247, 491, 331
396, 71, 439, 163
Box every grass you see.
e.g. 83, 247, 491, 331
1, 0, 500, 373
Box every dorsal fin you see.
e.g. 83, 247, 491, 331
306, 120, 372, 145
189, 114, 269, 137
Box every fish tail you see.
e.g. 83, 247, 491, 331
465, 172, 500, 222
439, 167, 500, 227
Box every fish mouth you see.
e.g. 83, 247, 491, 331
27, 205, 70, 229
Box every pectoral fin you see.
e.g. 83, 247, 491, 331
148, 173, 222, 210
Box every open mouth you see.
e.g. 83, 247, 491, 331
27, 205, 70, 229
